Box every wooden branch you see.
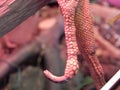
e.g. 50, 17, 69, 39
0, 38, 42, 79
39, 16, 64, 90
0, 0, 52, 37
0, 15, 64, 86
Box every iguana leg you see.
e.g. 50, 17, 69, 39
44, 0, 79, 82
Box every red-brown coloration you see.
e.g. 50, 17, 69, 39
74, 0, 105, 89
44, 0, 79, 82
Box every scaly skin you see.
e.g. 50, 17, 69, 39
74, 0, 105, 89
44, 0, 106, 89
43, 0, 79, 82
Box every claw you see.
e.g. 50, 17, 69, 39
43, 70, 68, 83
43, 57, 79, 83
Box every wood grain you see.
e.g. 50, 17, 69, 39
0, 0, 51, 37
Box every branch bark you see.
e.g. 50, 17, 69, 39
0, 15, 64, 90
0, 0, 52, 37
0, 36, 42, 79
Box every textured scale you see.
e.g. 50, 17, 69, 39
43, 0, 79, 82
74, 0, 105, 89
44, 0, 106, 89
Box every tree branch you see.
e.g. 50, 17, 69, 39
0, 0, 52, 37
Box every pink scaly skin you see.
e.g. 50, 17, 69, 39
43, 0, 79, 82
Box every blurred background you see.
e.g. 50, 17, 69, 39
0, 0, 120, 90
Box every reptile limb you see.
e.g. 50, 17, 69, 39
44, 0, 106, 89
74, 0, 105, 89
43, 0, 79, 83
